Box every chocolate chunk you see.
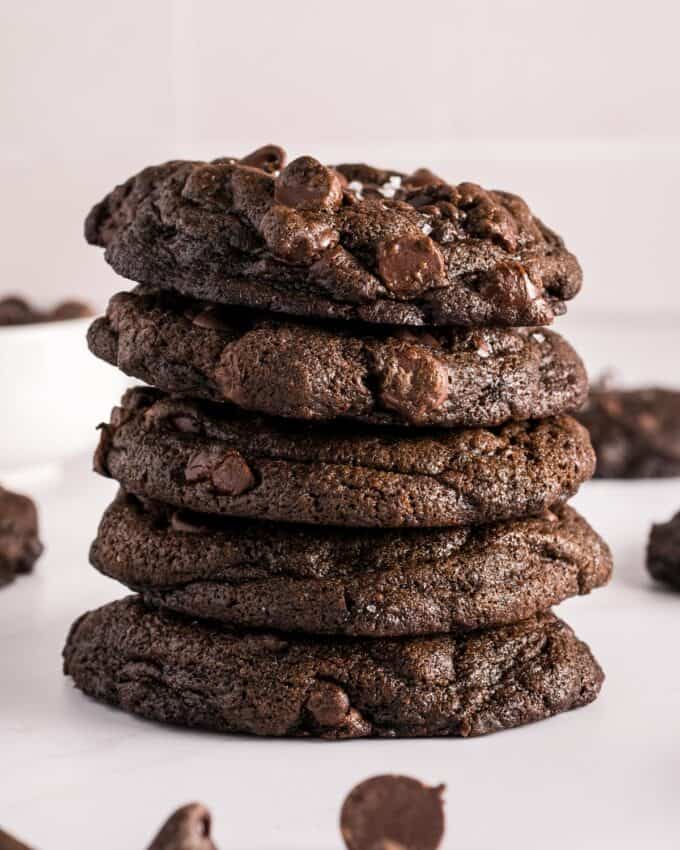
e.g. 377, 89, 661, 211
172, 415, 202, 434
211, 451, 256, 495
239, 144, 286, 174
305, 681, 351, 727
260, 205, 339, 263
378, 344, 449, 424
275, 156, 344, 211
147, 803, 217, 850
340, 775, 445, 850
376, 236, 445, 297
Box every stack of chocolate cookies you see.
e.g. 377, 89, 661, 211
64, 146, 611, 738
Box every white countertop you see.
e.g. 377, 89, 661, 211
1, 318, 679, 850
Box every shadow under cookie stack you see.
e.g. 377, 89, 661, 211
64, 146, 612, 738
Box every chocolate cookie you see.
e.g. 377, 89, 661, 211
0, 295, 92, 326
95, 388, 595, 528
647, 511, 680, 590
89, 288, 587, 427
91, 492, 611, 636
84, 147, 581, 328
63, 596, 603, 738
0, 486, 43, 587
576, 387, 680, 478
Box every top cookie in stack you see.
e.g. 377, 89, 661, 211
63, 146, 608, 739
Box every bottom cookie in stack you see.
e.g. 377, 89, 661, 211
63, 596, 603, 739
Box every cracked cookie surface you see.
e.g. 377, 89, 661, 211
88, 288, 587, 428
94, 388, 595, 528
91, 492, 612, 636
63, 595, 604, 738
85, 146, 582, 328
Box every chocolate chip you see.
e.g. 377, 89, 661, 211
478, 261, 541, 312
211, 451, 256, 495
340, 775, 445, 850
191, 306, 233, 332
147, 802, 217, 850
260, 205, 339, 264
379, 344, 449, 423
185, 451, 215, 483
239, 144, 287, 174
182, 164, 227, 204
403, 168, 446, 188
376, 235, 445, 298
305, 681, 350, 727
275, 156, 344, 211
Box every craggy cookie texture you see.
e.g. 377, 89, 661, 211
89, 288, 588, 427
94, 388, 595, 528
85, 146, 581, 327
92, 493, 611, 636
577, 387, 680, 478
647, 511, 680, 590
63, 596, 604, 738
0, 487, 43, 587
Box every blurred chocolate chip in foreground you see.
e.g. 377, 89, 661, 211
147, 803, 218, 850
340, 775, 446, 850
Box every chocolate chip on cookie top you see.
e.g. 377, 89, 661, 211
85, 146, 582, 327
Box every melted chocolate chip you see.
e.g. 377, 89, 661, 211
260, 205, 339, 263
340, 775, 445, 850
191, 306, 232, 332
376, 235, 445, 297
305, 681, 351, 727
275, 156, 344, 211
379, 345, 449, 423
211, 451, 256, 495
403, 168, 446, 188
478, 261, 541, 312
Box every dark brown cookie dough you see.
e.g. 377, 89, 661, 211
148, 803, 217, 850
0, 295, 92, 326
84, 147, 582, 328
576, 387, 680, 478
91, 492, 611, 636
340, 776, 445, 850
89, 288, 587, 428
647, 511, 680, 590
94, 388, 595, 528
63, 596, 604, 739
0, 486, 43, 587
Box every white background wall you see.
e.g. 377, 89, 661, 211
2, 0, 679, 319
